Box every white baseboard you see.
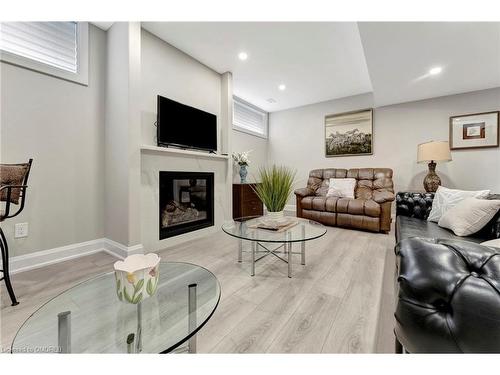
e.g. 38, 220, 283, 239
4, 238, 144, 274
7, 239, 105, 275
102, 238, 144, 259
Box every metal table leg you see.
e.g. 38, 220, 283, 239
188, 283, 197, 353
238, 238, 242, 263
251, 241, 256, 276
57, 311, 71, 353
287, 232, 292, 278
136, 302, 143, 353
301, 224, 306, 265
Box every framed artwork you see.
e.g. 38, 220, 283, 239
449, 111, 499, 150
325, 108, 373, 157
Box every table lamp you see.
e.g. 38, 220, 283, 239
417, 141, 452, 192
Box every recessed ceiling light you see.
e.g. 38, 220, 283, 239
429, 67, 442, 75
278, 84, 286, 91
238, 52, 248, 61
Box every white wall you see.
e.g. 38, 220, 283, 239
0, 25, 106, 256
140, 30, 222, 147
231, 130, 269, 183
269, 88, 500, 205
104, 22, 142, 248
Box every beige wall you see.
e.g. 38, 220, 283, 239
269, 88, 500, 206
0, 25, 106, 256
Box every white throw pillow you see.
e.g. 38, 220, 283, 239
481, 239, 500, 249
481, 238, 500, 249
427, 186, 490, 222
438, 197, 500, 236
327, 178, 356, 199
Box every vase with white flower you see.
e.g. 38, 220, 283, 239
232, 150, 252, 183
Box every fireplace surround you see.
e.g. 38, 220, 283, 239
159, 171, 214, 239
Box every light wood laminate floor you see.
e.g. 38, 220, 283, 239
1, 225, 396, 353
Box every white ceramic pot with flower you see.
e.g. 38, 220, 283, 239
114, 253, 160, 304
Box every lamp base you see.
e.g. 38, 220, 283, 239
423, 161, 441, 193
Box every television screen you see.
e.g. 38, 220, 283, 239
157, 95, 217, 152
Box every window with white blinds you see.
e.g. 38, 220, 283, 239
233, 97, 268, 138
0, 22, 88, 85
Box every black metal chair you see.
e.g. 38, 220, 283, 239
0, 159, 33, 306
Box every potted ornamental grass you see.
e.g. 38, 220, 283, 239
253, 165, 296, 219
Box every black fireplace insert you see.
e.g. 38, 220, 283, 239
159, 171, 214, 239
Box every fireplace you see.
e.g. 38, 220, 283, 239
159, 171, 214, 239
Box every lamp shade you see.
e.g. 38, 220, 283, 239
417, 141, 452, 163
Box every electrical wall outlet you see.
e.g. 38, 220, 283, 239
14, 222, 29, 238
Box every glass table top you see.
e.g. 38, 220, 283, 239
222, 216, 327, 243
12, 262, 220, 354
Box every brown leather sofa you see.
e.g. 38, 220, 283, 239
294, 168, 395, 233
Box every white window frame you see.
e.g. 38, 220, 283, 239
233, 96, 268, 139
0, 22, 89, 86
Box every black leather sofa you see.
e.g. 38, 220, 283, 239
394, 192, 500, 353
396, 192, 500, 243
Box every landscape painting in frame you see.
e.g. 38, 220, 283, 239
449, 111, 499, 150
325, 109, 373, 157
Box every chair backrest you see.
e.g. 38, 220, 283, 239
0, 159, 33, 220
306, 168, 394, 200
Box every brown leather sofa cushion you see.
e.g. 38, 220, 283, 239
336, 198, 381, 217
301, 196, 314, 210
325, 197, 339, 212
312, 197, 326, 211
305, 196, 380, 217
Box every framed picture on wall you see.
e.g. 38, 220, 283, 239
325, 108, 373, 157
449, 111, 499, 150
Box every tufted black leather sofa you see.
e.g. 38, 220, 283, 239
394, 238, 500, 353
394, 192, 500, 353
396, 192, 500, 243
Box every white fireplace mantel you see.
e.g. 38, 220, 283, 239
140, 145, 229, 161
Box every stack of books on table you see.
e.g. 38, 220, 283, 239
255, 217, 298, 232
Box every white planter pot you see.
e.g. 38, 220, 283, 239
266, 210, 285, 219
114, 253, 161, 304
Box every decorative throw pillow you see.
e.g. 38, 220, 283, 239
481, 239, 500, 249
327, 178, 356, 199
438, 198, 500, 236
427, 186, 490, 222
0, 163, 29, 204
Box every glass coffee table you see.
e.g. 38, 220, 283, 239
222, 216, 327, 278
11, 262, 220, 354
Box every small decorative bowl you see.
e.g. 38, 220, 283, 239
114, 253, 160, 304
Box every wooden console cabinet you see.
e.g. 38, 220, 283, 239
232, 183, 263, 219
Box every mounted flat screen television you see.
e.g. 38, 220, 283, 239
157, 95, 217, 152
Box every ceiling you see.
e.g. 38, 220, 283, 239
358, 22, 500, 107
142, 22, 373, 111
138, 22, 499, 111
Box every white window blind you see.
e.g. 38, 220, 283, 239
0, 22, 78, 73
233, 97, 268, 138
0, 22, 88, 85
